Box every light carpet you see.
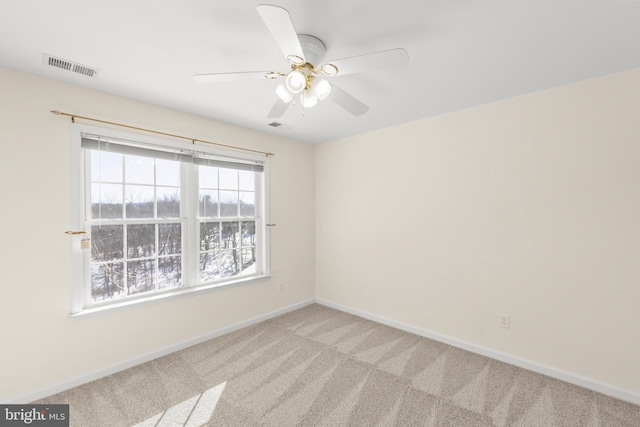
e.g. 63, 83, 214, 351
35, 304, 640, 426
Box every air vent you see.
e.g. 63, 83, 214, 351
42, 54, 100, 78
268, 122, 292, 129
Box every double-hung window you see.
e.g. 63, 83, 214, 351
71, 125, 269, 314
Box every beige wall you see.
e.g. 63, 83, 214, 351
316, 68, 640, 394
0, 66, 315, 401
3, 62, 640, 401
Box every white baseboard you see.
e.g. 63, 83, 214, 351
315, 298, 640, 406
5, 299, 315, 404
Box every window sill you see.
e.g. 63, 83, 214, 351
69, 273, 273, 317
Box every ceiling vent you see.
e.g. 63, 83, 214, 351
42, 54, 100, 78
268, 122, 291, 129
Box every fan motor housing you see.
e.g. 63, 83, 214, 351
298, 34, 326, 68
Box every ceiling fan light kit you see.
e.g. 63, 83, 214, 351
277, 62, 332, 107
300, 89, 318, 108
194, 4, 409, 118
311, 78, 331, 100
285, 70, 306, 93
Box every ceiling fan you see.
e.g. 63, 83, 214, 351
194, 4, 409, 118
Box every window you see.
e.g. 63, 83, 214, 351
71, 125, 269, 313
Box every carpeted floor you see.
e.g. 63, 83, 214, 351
35, 304, 640, 426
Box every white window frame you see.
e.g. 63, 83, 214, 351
70, 124, 270, 315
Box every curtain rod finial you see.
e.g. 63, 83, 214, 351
51, 110, 62, 115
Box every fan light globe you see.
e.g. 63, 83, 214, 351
311, 78, 331, 100
276, 83, 294, 103
301, 90, 318, 108
285, 70, 306, 94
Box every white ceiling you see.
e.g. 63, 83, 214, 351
1, 1, 639, 144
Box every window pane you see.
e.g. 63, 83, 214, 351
199, 166, 218, 189
239, 192, 255, 217
200, 252, 219, 282
199, 190, 219, 217
91, 183, 123, 219
241, 248, 256, 273
125, 155, 154, 185
219, 191, 238, 217
156, 159, 180, 186
127, 260, 155, 295
158, 256, 182, 289
219, 168, 238, 190
91, 151, 122, 183
91, 262, 124, 301
127, 224, 155, 259
241, 221, 255, 247
200, 222, 219, 251
239, 170, 254, 191
91, 225, 123, 262
221, 222, 239, 249
159, 224, 181, 256
126, 185, 154, 218
157, 187, 180, 218
220, 250, 239, 277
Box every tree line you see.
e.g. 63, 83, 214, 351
89, 200, 256, 301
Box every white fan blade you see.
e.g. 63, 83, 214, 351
328, 84, 369, 116
257, 5, 305, 63
267, 99, 290, 118
325, 48, 409, 76
194, 71, 272, 83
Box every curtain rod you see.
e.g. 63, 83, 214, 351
50, 110, 275, 157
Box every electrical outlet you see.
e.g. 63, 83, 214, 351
499, 313, 510, 329
279, 282, 285, 292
